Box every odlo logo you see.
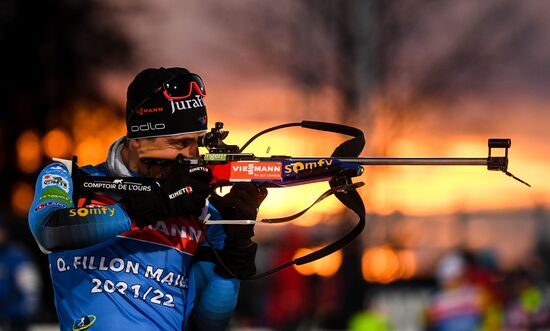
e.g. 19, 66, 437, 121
72, 314, 96, 331
130, 122, 166, 133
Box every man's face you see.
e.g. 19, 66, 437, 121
132, 132, 202, 178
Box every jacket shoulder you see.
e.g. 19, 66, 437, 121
81, 162, 109, 176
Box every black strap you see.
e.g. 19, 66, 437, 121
260, 182, 364, 224
301, 121, 365, 159
239, 120, 365, 155
287, 120, 366, 266
255, 181, 365, 278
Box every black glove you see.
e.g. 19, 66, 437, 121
122, 157, 212, 228
161, 162, 212, 219
209, 183, 268, 278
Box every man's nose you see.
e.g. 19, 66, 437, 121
188, 146, 199, 158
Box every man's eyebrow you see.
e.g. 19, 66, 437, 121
167, 137, 196, 144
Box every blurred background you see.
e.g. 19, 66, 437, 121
1, 0, 549, 330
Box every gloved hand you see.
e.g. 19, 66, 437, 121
161, 162, 212, 219
209, 183, 268, 278
122, 156, 212, 228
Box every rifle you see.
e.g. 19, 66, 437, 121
195, 121, 529, 187
61, 121, 529, 279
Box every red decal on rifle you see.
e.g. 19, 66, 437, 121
229, 162, 282, 180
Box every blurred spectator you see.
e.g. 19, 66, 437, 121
348, 308, 392, 331
468, 250, 506, 330
264, 231, 311, 331
0, 217, 41, 331
425, 250, 500, 331
348, 294, 392, 331
503, 268, 550, 329
319, 236, 367, 329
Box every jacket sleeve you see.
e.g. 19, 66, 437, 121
185, 204, 240, 331
28, 162, 131, 253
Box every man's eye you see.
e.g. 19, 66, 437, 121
175, 140, 194, 148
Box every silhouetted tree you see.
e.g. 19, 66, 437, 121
210, 0, 377, 122
0, 0, 134, 322
212, 0, 550, 139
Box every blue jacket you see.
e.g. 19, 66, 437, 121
28, 137, 239, 331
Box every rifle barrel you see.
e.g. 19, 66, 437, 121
199, 155, 492, 167
333, 157, 488, 166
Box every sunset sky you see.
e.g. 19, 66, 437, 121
93, 0, 550, 220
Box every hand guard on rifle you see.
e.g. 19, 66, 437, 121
209, 183, 268, 279
122, 157, 212, 228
